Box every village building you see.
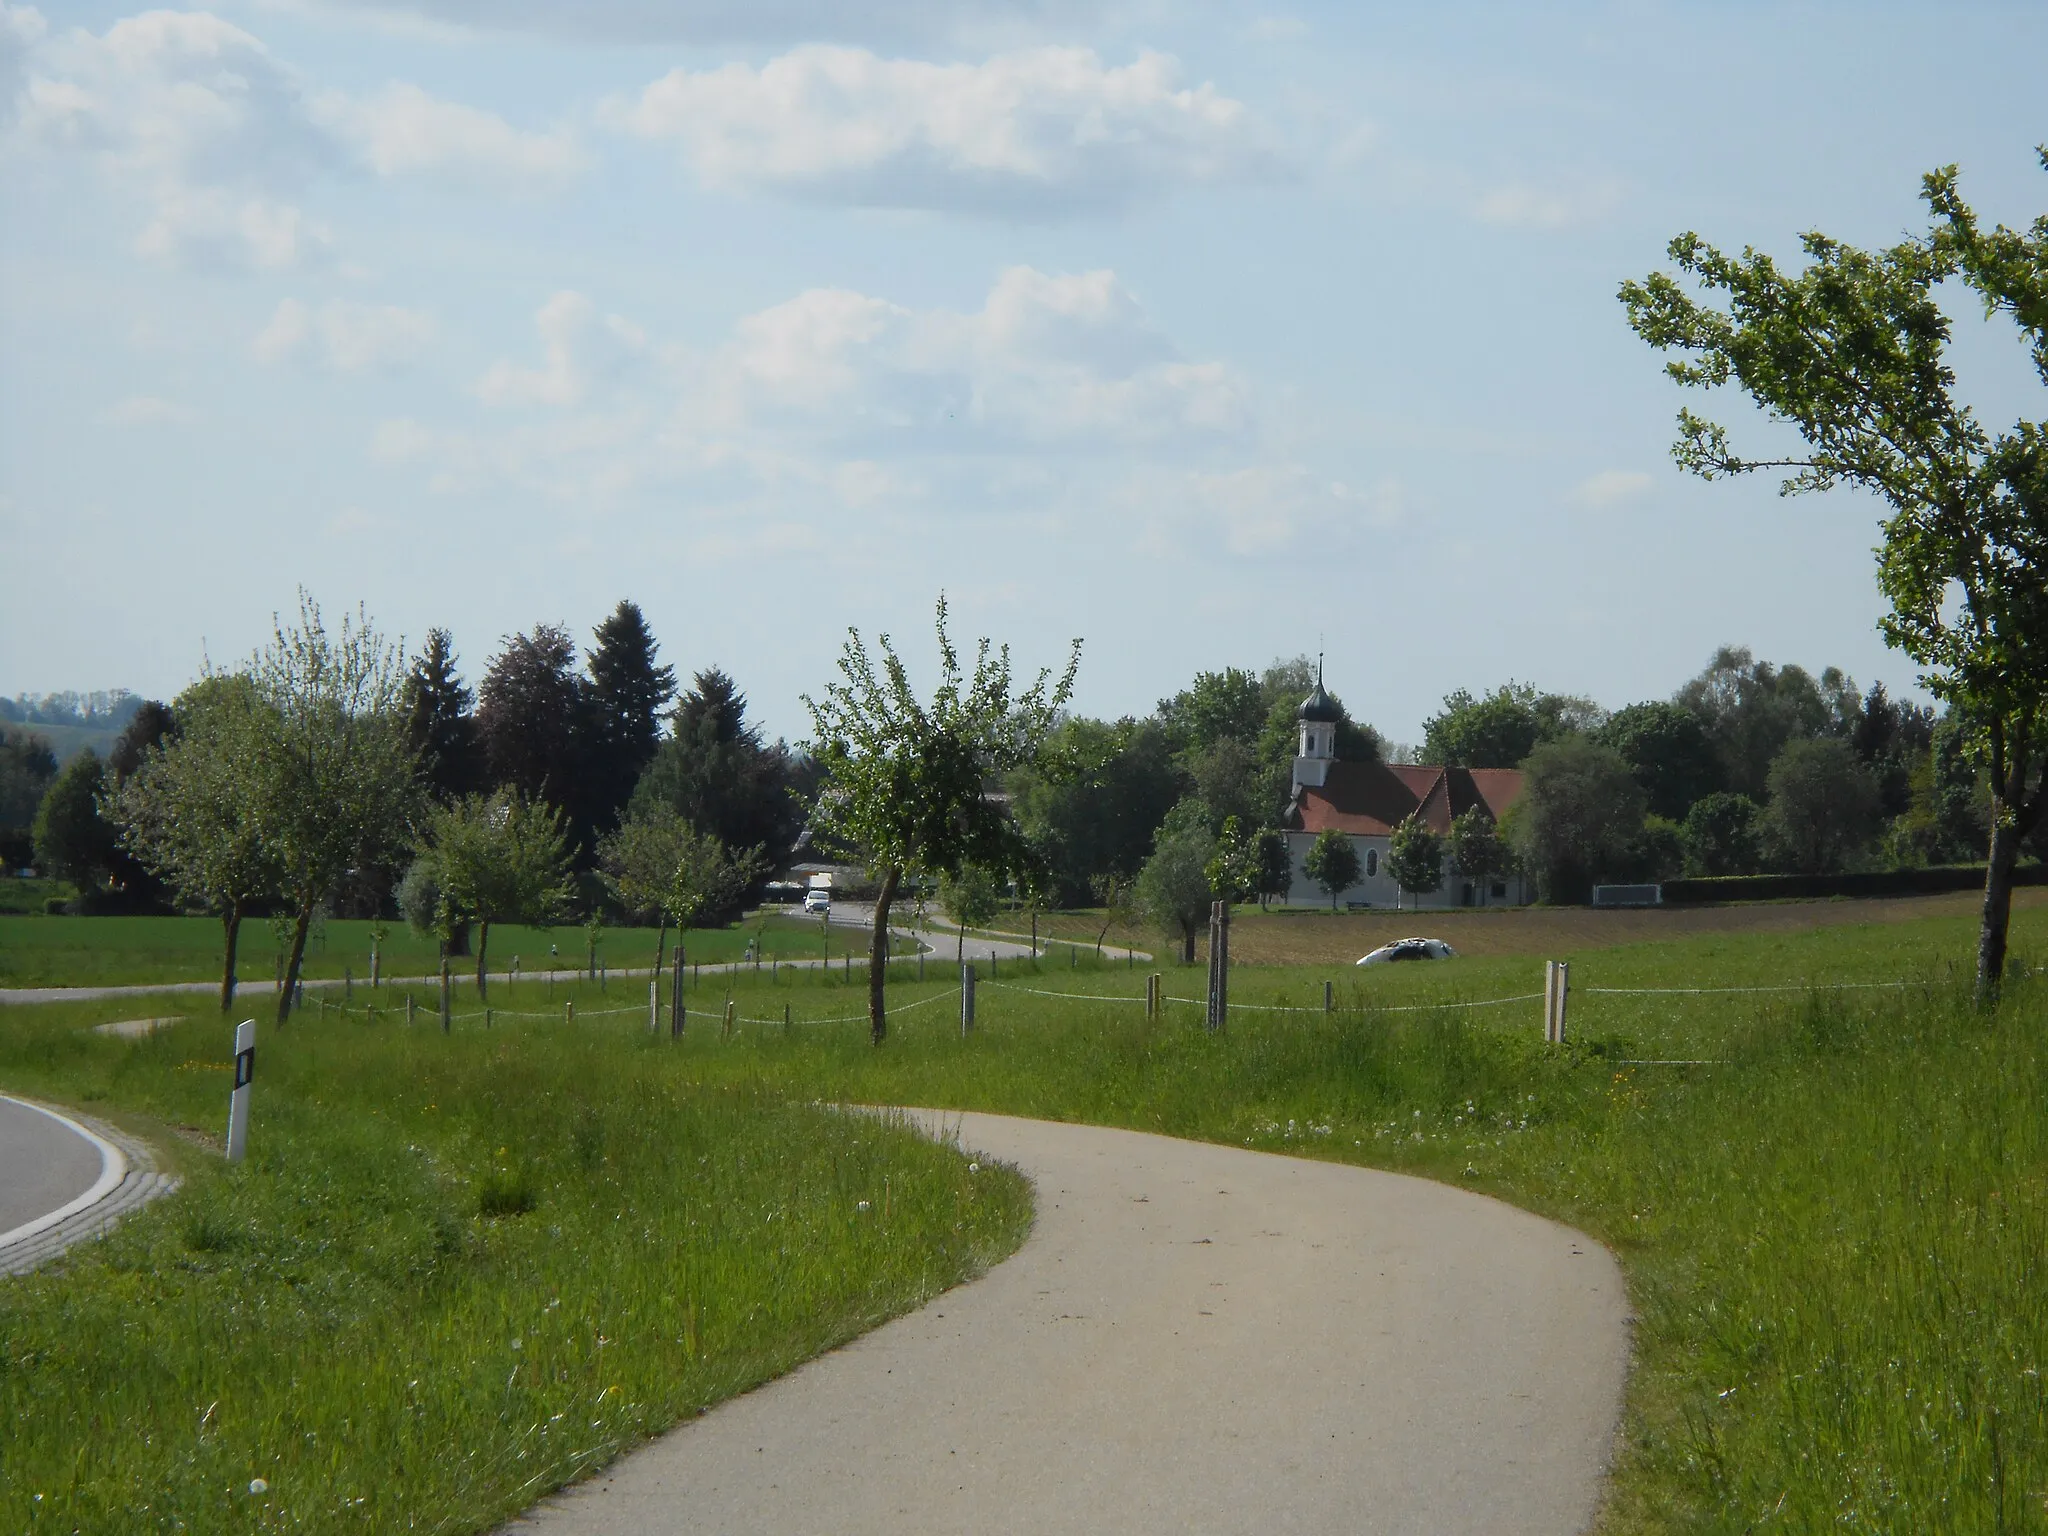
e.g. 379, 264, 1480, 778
1280, 673, 1532, 909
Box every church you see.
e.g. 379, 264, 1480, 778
1279, 673, 1532, 909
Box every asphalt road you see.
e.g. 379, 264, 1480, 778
0, 1096, 109, 1239
507, 1111, 1629, 1535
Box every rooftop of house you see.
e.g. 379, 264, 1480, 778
1286, 760, 1523, 837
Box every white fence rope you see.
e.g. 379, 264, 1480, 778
986, 981, 1148, 1004
1582, 980, 1913, 996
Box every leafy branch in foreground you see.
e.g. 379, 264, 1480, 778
1621, 150, 2048, 998
804, 596, 1079, 1043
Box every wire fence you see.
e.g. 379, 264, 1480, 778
289, 960, 1931, 1049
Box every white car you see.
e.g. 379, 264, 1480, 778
1357, 937, 1458, 966
803, 889, 831, 915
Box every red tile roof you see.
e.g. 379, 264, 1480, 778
1289, 761, 1523, 836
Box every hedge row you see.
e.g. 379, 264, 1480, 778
1659, 864, 2047, 905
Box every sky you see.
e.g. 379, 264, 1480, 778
2, 0, 2043, 747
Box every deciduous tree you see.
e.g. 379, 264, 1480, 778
1509, 738, 1647, 903
1303, 827, 1361, 911
1622, 154, 2048, 995
1137, 801, 1216, 963
33, 750, 118, 899
248, 595, 420, 1024
803, 597, 1080, 1042
112, 677, 281, 1010
1763, 738, 1882, 874
599, 805, 763, 976
1386, 816, 1444, 906
425, 790, 575, 997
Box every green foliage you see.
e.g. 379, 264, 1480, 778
1386, 816, 1444, 898
1202, 815, 1262, 904
803, 596, 1079, 1039
1157, 666, 1266, 754
1302, 827, 1361, 910
939, 863, 1002, 931
1446, 807, 1510, 888
30, 749, 116, 896
631, 669, 801, 888
1627, 814, 1686, 882
476, 623, 583, 820
1622, 154, 2048, 992
246, 595, 420, 1020
598, 804, 760, 936
1764, 736, 1883, 874
402, 627, 483, 805
1673, 646, 1849, 802
1594, 700, 1723, 820
1680, 791, 1764, 877
111, 676, 283, 1006
1509, 737, 1647, 902
1420, 683, 1592, 769
1137, 800, 1216, 961
1008, 717, 1183, 905
0, 725, 59, 867
582, 600, 677, 837
0, 995, 1027, 1534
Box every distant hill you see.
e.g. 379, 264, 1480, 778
0, 692, 143, 766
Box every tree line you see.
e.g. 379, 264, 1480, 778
13, 594, 810, 1018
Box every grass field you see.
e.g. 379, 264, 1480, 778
963, 886, 2048, 965
0, 994, 1029, 1534
5, 894, 2045, 1531
0, 910, 857, 990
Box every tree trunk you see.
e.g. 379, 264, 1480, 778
1978, 816, 2019, 1004
868, 866, 901, 1046
276, 903, 312, 1026
476, 918, 492, 1000
1977, 736, 2047, 1006
219, 902, 243, 1013
651, 917, 668, 979
1181, 927, 1196, 965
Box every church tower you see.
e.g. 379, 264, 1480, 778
1294, 657, 1340, 791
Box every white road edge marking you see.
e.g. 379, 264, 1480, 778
0, 1095, 128, 1250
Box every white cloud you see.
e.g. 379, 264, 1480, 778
1569, 469, 1653, 508
315, 82, 582, 188
6, 9, 579, 267
298, 0, 1102, 48
1184, 465, 1403, 556
608, 45, 1278, 213
1473, 174, 1622, 230
254, 297, 437, 370
712, 266, 1250, 444
0, 3, 47, 117
477, 291, 648, 407
105, 394, 195, 425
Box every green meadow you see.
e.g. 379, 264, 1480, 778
0, 910, 850, 990
4, 895, 2044, 1532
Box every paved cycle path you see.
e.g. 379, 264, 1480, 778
508, 1112, 1629, 1535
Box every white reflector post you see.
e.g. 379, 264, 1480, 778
226, 1018, 256, 1163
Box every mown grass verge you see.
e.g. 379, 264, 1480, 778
0, 999, 1030, 1534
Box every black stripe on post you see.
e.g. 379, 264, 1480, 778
234, 1047, 255, 1089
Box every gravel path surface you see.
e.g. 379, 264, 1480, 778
507, 1111, 1629, 1535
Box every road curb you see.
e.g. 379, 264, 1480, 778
0, 1098, 180, 1277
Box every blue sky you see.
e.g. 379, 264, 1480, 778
2, 0, 2043, 745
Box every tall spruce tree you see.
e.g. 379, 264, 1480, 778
582, 600, 675, 836
403, 629, 483, 803
631, 668, 802, 866
476, 624, 584, 831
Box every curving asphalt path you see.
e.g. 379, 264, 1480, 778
507, 1111, 1629, 1535
0, 1095, 108, 1238
0, 1094, 182, 1275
